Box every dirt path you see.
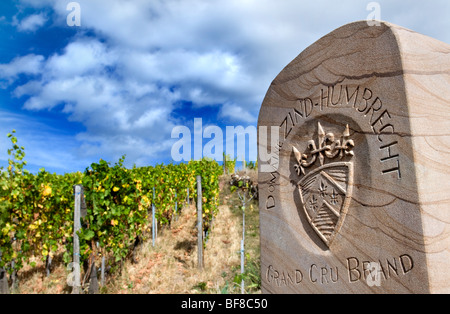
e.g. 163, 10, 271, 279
14, 199, 255, 294
109, 203, 241, 294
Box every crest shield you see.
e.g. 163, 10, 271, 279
298, 162, 353, 247
292, 122, 355, 248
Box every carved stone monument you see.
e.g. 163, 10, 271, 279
258, 21, 450, 293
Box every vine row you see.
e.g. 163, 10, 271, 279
0, 131, 222, 275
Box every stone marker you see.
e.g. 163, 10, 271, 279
258, 21, 450, 294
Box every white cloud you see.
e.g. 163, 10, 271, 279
11, 41, 180, 165
0, 54, 44, 82
45, 39, 118, 78
219, 103, 256, 124
14, 13, 48, 32
6, 0, 450, 169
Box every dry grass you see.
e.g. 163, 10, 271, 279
13, 253, 71, 294
11, 172, 261, 294
13, 202, 242, 294
105, 203, 241, 294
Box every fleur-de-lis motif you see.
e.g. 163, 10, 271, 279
318, 181, 327, 197
293, 123, 355, 177
309, 195, 318, 213
330, 189, 339, 205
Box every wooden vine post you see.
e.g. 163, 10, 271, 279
0, 250, 9, 294
152, 187, 157, 247
197, 176, 204, 270
72, 185, 82, 294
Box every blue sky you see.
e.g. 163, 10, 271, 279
0, 0, 449, 174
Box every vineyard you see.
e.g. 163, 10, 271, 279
0, 130, 246, 293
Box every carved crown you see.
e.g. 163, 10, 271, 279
293, 122, 355, 176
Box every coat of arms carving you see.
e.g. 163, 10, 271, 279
293, 122, 355, 248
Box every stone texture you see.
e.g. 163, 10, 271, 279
258, 21, 450, 294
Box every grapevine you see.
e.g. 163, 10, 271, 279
0, 131, 222, 282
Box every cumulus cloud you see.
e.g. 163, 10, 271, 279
45, 39, 118, 78
219, 103, 256, 124
11, 38, 180, 165
17, 0, 323, 116
0, 54, 44, 82
5, 0, 450, 169
14, 12, 48, 32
